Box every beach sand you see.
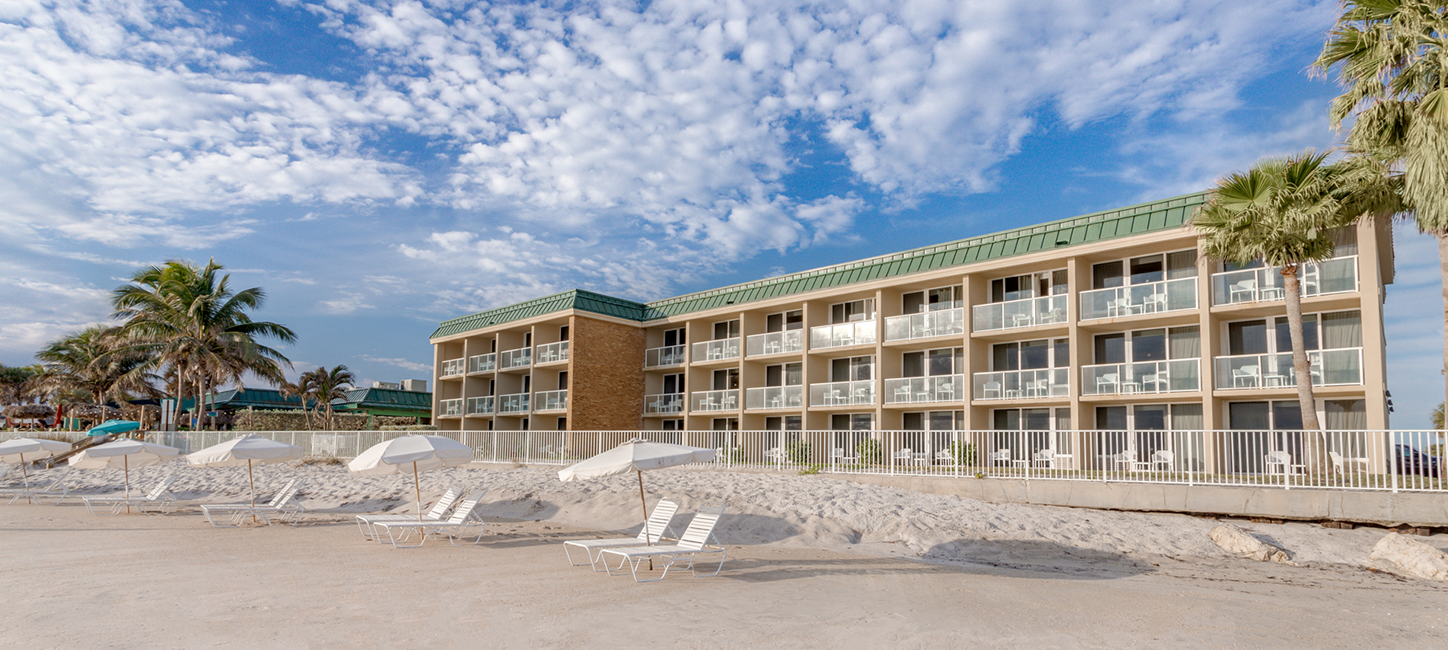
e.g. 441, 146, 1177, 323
0, 461, 1445, 648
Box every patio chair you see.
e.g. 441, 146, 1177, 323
1111, 450, 1137, 472
1264, 451, 1305, 477
372, 490, 488, 549
893, 385, 913, 403
1328, 451, 1369, 476
599, 504, 728, 583
1095, 373, 1120, 394
1031, 449, 1056, 469
933, 448, 956, 466
564, 498, 680, 570
1232, 365, 1260, 388
82, 474, 179, 515
763, 447, 787, 464
982, 381, 1002, 399
356, 485, 464, 540
1134, 450, 1173, 473
0, 467, 75, 505
1229, 279, 1257, 303
891, 448, 913, 465
989, 449, 1011, 467
829, 448, 857, 465
201, 478, 304, 528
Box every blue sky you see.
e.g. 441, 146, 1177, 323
0, 0, 1441, 426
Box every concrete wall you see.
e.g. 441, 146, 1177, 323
568, 315, 646, 431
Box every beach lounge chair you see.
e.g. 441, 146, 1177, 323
355, 486, 469, 540
201, 478, 305, 527
82, 474, 178, 515
563, 498, 680, 571
599, 504, 728, 583
371, 490, 487, 548
0, 467, 75, 505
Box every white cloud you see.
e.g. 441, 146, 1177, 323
360, 355, 432, 374
0, 263, 118, 357
319, 291, 376, 315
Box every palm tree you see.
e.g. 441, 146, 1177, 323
1314, 0, 1448, 413
1194, 152, 1401, 456
306, 365, 355, 429
0, 364, 38, 406
277, 373, 318, 429
32, 326, 157, 407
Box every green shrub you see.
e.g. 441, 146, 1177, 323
948, 440, 977, 466
797, 464, 821, 476
785, 440, 812, 465
855, 438, 882, 465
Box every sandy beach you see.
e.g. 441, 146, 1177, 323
1, 461, 1445, 648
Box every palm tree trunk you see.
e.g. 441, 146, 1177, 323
1283, 267, 1326, 473
1440, 232, 1448, 426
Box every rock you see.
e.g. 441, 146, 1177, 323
1209, 523, 1295, 565
1370, 533, 1448, 581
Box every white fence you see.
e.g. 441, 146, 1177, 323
121, 428, 1446, 494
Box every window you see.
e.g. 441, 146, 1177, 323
830, 299, 875, 323
991, 407, 1073, 458
990, 270, 1066, 303
991, 339, 1068, 371
765, 363, 802, 387
830, 356, 874, 381
711, 418, 739, 431
1094, 250, 1197, 288
662, 374, 685, 394
556, 417, 566, 430
712, 368, 739, 390
1093, 327, 1199, 364
524, 332, 532, 347
830, 413, 875, 430
559, 325, 569, 341
487, 379, 495, 396
663, 327, 686, 347
765, 415, 802, 431
490, 339, 497, 353
903, 411, 965, 431
765, 310, 804, 332
557, 372, 568, 390
661, 419, 684, 431
903, 348, 963, 378
521, 417, 529, 431
1226, 311, 1361, 355
903, 285, 963, 313
521, 375, 531, 393
713, 319, 740, 340
1095, 403, 1203, 470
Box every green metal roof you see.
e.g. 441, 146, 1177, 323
433, 192, 1208, 339
183, 388, 307, 411
332, 387, 433, 413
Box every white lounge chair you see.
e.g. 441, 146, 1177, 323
201, 478, 304, 527
372, 490, 488, 548
599, 504, 728, 583
356, 485, 465, 540
1329, 451, 1369, 476
1264, 451, 1305, 477
1, 467, 75, 505
564, 498, 680, 571
83, 474, 178, 515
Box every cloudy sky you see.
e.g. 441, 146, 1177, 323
0, 0, 1440, 426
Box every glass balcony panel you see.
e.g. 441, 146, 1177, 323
500, 348, 532, 369
746, 330, 804, 356
439, 398, 463, 416
883, 374, 966, 404
972, 368, 1069, 400
1079, 278, 1197, 320
808, 380, 876, 406
883, 308, 965, 342
644, 345, 686, 368
1211, 257, 1358, 306
644, 393, 685, 414
441, 358, 465, 377
535, 341, 570, 364
809, 321, 877, 350
466, 396, 494, 415
497, 393, 530, 414
1080, 359, 1200, 395
970, 295, 1068, 332
1213, 348, 1362, 389
467, 353, 495, 373
534, 389, 568, 412
691, 338, 741, 362
691, 389, 739, 412
744, 385, 804, 410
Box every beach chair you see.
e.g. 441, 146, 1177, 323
356, 486, 471, 540
599, 504, 728, 583
563, 498, 680, 571
372, 490, 487, 549
83, 474, 179, 515
201, 478, 304, 527
0, 467, 75, 505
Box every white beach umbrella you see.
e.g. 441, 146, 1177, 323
187, 434, 304, 512
69, 439, 180, 502
558, 438, 714, 522
0, 437, 73, 494
348, 435, 474, 520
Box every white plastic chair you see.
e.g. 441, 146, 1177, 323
1264, 451, 1305, 476
1031, 449, 1056, 468
989, 449, 1011, 466
599, 504, 728, 583
565, 498, 680, 570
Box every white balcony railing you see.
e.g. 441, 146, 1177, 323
745, 385, 804, 410
644, 393, 685, 414
466, 396, 494, 415
973, 368, 1069, 400
1079, 278, 1197, 321
692, 338, 741, 363
1214, 348, 1363, 390
438, 398, 463, 416
500, 347, 532, 370
468, 353, 495, 374
644, 345, 686, 368
1081, 359, 1200, 395
971, 295, 1068, 332
810, 321, 877, 350
441, 358, 465, 377
746, 330, 804, 356
535, 341, 570, 365
884, 308, 965, 342
691, 389, 739, 412
534, 389, 568, 412
497, 392, 530, 414
883, 375, 966, 404
1211, 256, 1358, 306
809, 380, 876, 407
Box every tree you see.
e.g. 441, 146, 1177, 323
1314, 0, 1448, 415
305, 365, 355, 430
1194, 151, 1401, 464
277, 374, 318, 429
0, 364, 38, 405
31, 326, 157, 407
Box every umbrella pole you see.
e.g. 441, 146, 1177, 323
249, 459, 257, 524
414, 461, 423, 523
20, 452, 30, 504
638, 470, 653, 571
124, 455, 131, 514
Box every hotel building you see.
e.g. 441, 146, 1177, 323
428, 192, 1393, 441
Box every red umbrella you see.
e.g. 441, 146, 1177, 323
53, 404, 64, 430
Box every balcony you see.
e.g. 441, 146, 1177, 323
810, 321, 877, 350
500, 347, 532, 370
884, 307, 965, 342
692, 338, 741, 363
746, 330, 804, 357
971, 295, 1068, 332
468, 353, 495, 374
535, 341, 569, 365
883, 375, 965, 404
745, 385, 804, 410
441, 358, 465, 377
438, 398, 463, 416
1081, 359, 1200, 395
1079, 278, 1196, 321
466, 396, 494, 415
1210, 256, 1358, 306
972, 368, 1069, 400
497, 392, 530, 414
644, 393, 685, 414
691, 389, 739, 412
1213, 348, 1363, 390
534, 389, 568, 412
644, 345, 686, 368
809, 380, 876, 407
